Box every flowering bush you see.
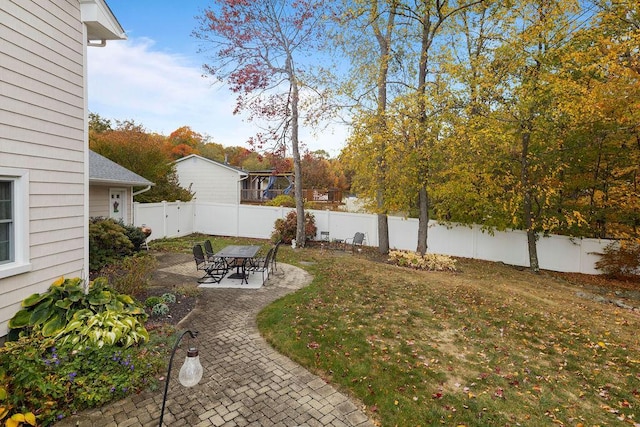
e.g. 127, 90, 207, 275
388, 250, 457, 272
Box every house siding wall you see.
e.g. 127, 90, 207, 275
0, 0, 86, 334
175, 157, 243, 204
89, 185, 133, 223
89, 185, 110, 218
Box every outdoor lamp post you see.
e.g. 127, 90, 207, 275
159, 330, 203, 426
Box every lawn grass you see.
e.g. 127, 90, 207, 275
149, 233, 271, 254
256, 249, 640, 426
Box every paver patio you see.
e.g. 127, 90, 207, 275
56, 255, 375, 427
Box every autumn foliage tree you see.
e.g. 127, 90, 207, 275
89, 118, 193, 203
167, 126, 204, 160
340, 0, 638, 270
195, 0, 333, 247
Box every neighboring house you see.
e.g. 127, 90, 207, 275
89, 150, 153, 224
0, 1, 125, 336
174, 154, 248, 204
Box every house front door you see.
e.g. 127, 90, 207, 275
109, 189, 126, 222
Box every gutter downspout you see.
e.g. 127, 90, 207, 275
87, 40, 107, 47
133, 185, 152, 197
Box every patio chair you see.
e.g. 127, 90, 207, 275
203, 240, 227, 266
344, 232, 365, 253
248, 246, 274, 285
319, 231, 330, 248
203, 239, 231, 275
193, 244, 227, 284
270, 240, 283, 274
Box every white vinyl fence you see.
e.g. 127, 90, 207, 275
134, 201, 611, 274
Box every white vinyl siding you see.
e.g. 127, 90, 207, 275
175, 156, 246, 204
89, 185, 133, 223
0, 0, 85, 335
89, 185, 110, 218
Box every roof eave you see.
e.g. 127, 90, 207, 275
175, 154, 249, 176
81, 0, 126, 42
90, 179, 155, 187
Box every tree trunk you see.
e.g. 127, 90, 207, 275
416, 10, 431, 256
371, 1, 396, 255
417, 186, 428, 254
288, 57, 305, 247
377, 195, 389, 255
521, 129, 539, 272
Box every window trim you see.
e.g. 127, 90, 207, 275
0, 168, 31, 279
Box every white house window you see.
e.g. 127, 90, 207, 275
0, 169, 30, 278
0, 180, 13, 264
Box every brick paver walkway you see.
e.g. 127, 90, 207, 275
57, 259, 375, 427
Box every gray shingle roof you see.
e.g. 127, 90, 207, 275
89, 150, 154, 186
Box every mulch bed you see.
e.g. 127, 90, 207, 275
140, 287, 198, 329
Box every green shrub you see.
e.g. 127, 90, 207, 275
117, 220, 147, 252
151, 303, 170, 317
266, 194, 296, 207
388, 250, 457, 272
595, 240, 640, 279
89, 217, 134, 272
98, 253, 157, 298
8, 277, 148, 349
271, 210, 317, 244
145, 296, 162, 308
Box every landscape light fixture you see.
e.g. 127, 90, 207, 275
159, 329, 203, 426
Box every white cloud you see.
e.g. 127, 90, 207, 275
87, 38, 348, 156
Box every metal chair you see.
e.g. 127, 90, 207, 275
203, 239, 226, 265
193, 244, 227, 283
345, 232, 365, 253
248, 246, 274, 285
270, 240, 283, 274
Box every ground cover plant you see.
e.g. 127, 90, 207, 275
257, 252, 640, 426
0, 277, 173, 425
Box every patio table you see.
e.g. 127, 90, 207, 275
214, 245, 261, 284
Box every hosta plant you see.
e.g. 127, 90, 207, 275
8, 277, 86, 338
388, 250, 457, 272
8, 277, 148, 348
55, 309, 149, 349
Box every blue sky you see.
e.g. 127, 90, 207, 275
88, 1, 347, 156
